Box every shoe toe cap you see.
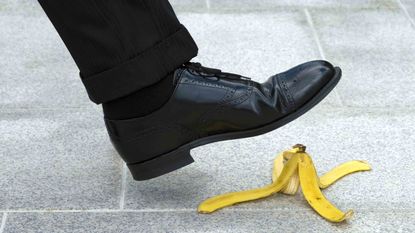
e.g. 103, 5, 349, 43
280, 60, 335, 109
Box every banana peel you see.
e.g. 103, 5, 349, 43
198, 144, 371, 223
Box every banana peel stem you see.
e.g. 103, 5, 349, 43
197, 145, 371, 223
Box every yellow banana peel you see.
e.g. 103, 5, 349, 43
198, 144, 371, 223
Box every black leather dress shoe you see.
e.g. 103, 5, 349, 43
105, 61, 341, 180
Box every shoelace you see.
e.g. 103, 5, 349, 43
182, 62, 251, 81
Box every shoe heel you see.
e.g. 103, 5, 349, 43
127, 146, 194, 181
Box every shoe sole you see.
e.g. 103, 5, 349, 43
128, 67, 342, 181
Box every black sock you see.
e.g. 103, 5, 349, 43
103, 73, 176, 120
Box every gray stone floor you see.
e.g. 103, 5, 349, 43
1, 0, 415, 232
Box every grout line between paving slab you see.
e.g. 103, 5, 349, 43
303, 8, 326, 60
303, 8, 344, 107
0, 209, 195, 214
0, 213, 7, 233
206, 0, 211, 11
1, 208, 414, 214
119, 163, 127, 210
397, 0, 415, 28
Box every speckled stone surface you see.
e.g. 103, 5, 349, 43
0, 0, 43, 17
0, 109, 122, 209
170, 0, 207, 12
124, 108, 415, 211
401, 0, 415, 21
3, 210, 415, 233
178, 11, 342, 107
0, 1, 91, 109
309, 8, 415, 108
207, 0, 399, 11
181, 11, 317, 76
0, 213, 5, 232
1, 0, 415, 232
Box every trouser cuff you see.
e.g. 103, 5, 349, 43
81, 25, 198, 104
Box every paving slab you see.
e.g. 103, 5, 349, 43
0, 109, 122, 210
0, 0, 43, 17
3, 210, 415, 233
178, 11, 341, 107
0, 213, 5, 232
0, 13, 91, 109
124, 107, 415, 211
180, 11, 318, 80
309, 8, 415, 107
170, 0, 207, 12
0, 8, 341, 109
0, 0, 401, 15
401, 0, 415, 22
1, 1, 414, 232
208, 0, 399, 11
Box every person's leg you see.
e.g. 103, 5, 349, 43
38, 0, 341, 181
38, 0, 198, 117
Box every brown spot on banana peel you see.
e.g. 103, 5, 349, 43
299, 153, 354, 222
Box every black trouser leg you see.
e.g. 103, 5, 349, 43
38, 0, 198, 104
